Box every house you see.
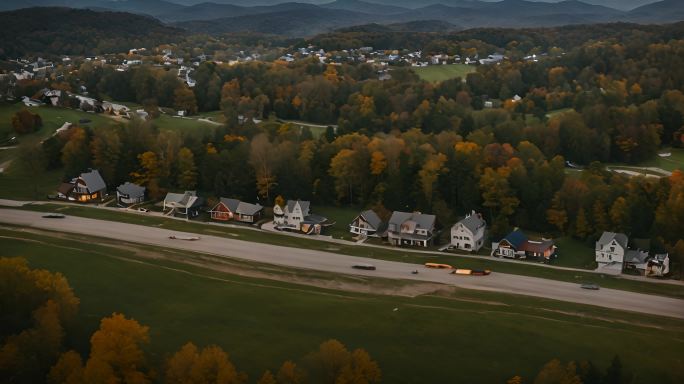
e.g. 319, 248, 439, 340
273, 200, 327, 234
163, 191, 203, 219
386, 211, 436, 247
492, 229, 556, 260
646, 253, 670, 277
209, 198, 263, 224
349, 210, 387, 238
450, 211, 486, 252
57, 169, 107, 202
624, 249, 650, 275
116, 182, 145, 207
595, 232, 628, 274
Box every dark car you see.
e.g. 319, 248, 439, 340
352, 264, 376, 271
581, 283, 600, 290
42, 213, 65, 219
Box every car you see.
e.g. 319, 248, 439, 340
352, 264, 376, 271
169, 235, 201, 241
137, 207, 150, 212
42, 213, 65, 219
581, 283, 600, 290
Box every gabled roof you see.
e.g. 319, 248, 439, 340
58, 182, 74, 195
501, 229, 528, 249
78, 169, 106, 192
388, 211, 436, 232
286, 200, 310, 214
116, 182, 145, 198
596, 232, 628, 250
522, 239, 555, 254
625, 249, 649, 264
236, 201, 263, 216
359, 209, 383, 229
165, 191, 202, 208
219, 198, 240, 212
454, 212, 485, 233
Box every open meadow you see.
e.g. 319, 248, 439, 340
413, 64, 475, 82
1, 227, 683, 383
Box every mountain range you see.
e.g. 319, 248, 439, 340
1, 0, 682, 36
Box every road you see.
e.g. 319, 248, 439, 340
2, 208, 684, 319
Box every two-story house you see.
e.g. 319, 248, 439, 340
595, 231, 628, 274
450, 211, 486, 252
386, 211, 436, 247
349, 209, 387, 238
273, 200, 327, 234
57, 169, 107, 203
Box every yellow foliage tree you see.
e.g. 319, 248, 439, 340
166, 342, 245, 384
277, 360, 305, 384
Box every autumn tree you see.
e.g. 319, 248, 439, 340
11, 109, 42, 135
277, 360, 306, 384
166, 342, 245, 384
131, 151, 164, 199
533, 359, 581, 384
0, 257, 79, 384
309, 339, 380, 384
249, 133, 278, 200
82, 313, 152, 383
574, 207, 592, 240
176, 147, 198, 189
174, 86, 198, 115
61, 127, 90, 177
90, 128, 122, 185
257, 371, 277, 384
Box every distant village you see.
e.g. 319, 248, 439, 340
56, 168, 671, 280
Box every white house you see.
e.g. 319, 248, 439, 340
349, 210, 386, 238
450, 211, 486, 252
595, 232, 628, 274
273, 200, 327, 234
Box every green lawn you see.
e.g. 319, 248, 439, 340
413, 64, 475, 83
315, 205, 360, 240
638, 148, 684, 172
13, 203, 684, 299
153, 114, 220, 135
2, 228, 682, 384
554, 237, 597, 269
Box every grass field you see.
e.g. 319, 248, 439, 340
13, 203, 684, 299
639, 148, 684, 172
414, 64, 475, 82
1, 228, 682, 383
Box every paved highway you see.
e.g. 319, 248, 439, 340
1, 208, 683, 319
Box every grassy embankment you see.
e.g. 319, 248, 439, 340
1, 228, 682, 384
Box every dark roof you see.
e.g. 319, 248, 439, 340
287, 200, 310, 214
303, 214, 327, 224
388, 211, 436, 232
625, 249, 650, 264
502, 229, 528, 249
596, 232, 628, 250
219, 198, 240, 212
116, 182, 145, 198
79, 169, 106, 192
58, 182, 74, 195
454, 212, 485, 233
359, 209, 383, 229
236, 201, 263, 216
522, 239, 555, 254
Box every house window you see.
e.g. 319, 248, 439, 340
609, 255, 612, 261
465, 244, 471, 249
610, 246, 615, 252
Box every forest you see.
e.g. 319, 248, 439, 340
4, 22, 684, 270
